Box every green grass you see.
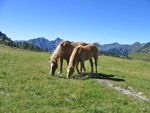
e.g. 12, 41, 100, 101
0, 44, 150, 112
129, 52, 150, 62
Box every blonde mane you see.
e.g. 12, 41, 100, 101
68, 45, 81, 68
50, 42, 65, 62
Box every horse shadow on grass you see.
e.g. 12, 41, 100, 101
51, 73, 125, 82
79, 73, 125, 82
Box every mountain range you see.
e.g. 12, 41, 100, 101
139, 42, 150, 53
26, 37, 63, 52
16, 37, 144, 54
99, 42, 144, 54
1, 31, 149, 54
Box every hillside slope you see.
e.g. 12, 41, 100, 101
0, 31, 9, 39
0, 45, 150, 112
129, 52, 150, 62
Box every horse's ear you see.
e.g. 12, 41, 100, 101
62, 41, 70, 47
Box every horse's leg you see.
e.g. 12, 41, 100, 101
94, 55, 98, 74
89, 58, 93, 74
80, 62, 82, 73
80, 62, 86, 73
67, 59, 69, 66
76, 61, 80, 74
83, 62, 86, 72
80, 61, 85, 77
58, 57, 63, 74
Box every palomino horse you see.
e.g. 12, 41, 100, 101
49, 41, 88, 76
67, 44, 98, 78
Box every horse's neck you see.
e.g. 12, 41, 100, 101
51, 45, 62, 60
51, 53, 59, 62
55, 54, 59, 60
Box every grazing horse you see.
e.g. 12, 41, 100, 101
67, 44, 98, 78
49, 41, 88, 76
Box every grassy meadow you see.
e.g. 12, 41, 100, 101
129, 52, 150, 62
0, 44, 150, 112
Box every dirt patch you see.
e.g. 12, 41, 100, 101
97, 79, 150, 103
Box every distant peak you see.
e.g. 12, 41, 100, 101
133, 41, 141, 45
112, 42, 120, 45
36, 37, 46, 40
145, 42, 150, 46
55, 37, 62, 41
32, 37, 49, 41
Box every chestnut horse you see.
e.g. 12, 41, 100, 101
67, 44, 98, 78
49, 41, 88, 76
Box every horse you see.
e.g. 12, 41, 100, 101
49, 41, 88, 76
67, 44, 98, 78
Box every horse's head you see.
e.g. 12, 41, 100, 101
49, 58, 58, 76
66, 66, 75, 78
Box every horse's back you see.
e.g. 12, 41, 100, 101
74, 44, 97, 60
80, 44, 98, 52
71, 42, 88, 47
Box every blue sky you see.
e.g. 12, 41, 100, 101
0, 0, 150, 44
